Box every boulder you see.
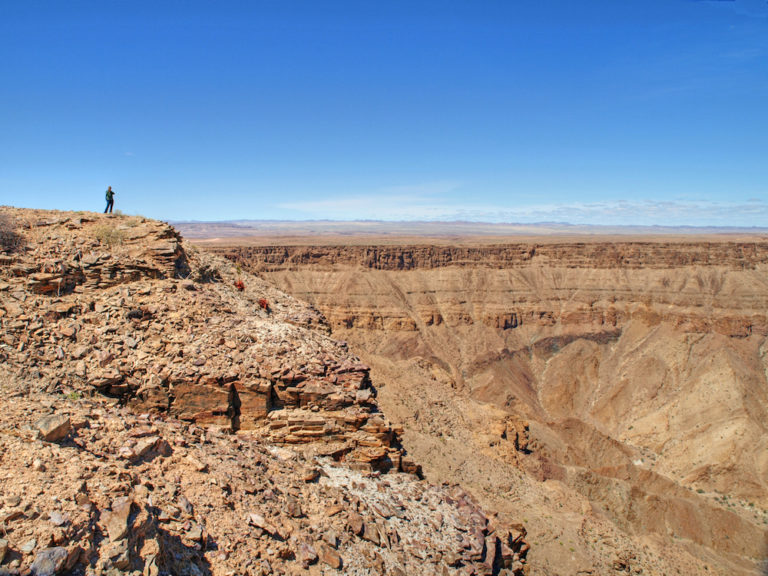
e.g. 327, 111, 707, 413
34, 415, 70, 442
102, 496, 133, 541
30, 547, 68, 576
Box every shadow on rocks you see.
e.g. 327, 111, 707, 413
155, 526, 215, 576
0, 213, 24, 254
89, 497, 215, 576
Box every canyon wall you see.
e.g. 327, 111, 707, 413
216, 240, 768, 576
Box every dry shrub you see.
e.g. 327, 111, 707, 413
188, 248, 222, 283
125, 215, 147, 228
93, 224, 125, 247
0, 213, 22, 253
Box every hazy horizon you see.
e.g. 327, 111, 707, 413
173, 216, 768, 229
172, 217, 768, 242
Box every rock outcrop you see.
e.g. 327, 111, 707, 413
0, 208, 409, 473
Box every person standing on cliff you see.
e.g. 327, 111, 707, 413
104, 186, 115, 214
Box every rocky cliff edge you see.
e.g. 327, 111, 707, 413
0, 207, 528, 576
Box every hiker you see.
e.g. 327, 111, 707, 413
104, 186, 115, 214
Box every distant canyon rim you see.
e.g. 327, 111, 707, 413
184, 222, 768, 576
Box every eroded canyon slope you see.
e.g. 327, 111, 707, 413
213, 236, 768, 576
0, 208, 529, 576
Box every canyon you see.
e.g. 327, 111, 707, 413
204, 233, 768, 575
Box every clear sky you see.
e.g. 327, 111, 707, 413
1, 1, 767, 226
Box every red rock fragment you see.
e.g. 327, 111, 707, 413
317, 541, 343, 569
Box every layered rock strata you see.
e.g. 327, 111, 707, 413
224, 241, 768, 270
220, 242, 768, 338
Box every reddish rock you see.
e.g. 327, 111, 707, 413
102, 497, 133, 542
347, 512, 364, 536
295, 542, 317, 568
34, 415, 71, 442
317, 541, 343, 569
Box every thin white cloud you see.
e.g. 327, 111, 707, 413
455, 200, 768, 227
277, 181, 462, 219
697, 0, 768, 18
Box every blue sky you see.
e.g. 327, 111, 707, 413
1, 0, 767, 226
